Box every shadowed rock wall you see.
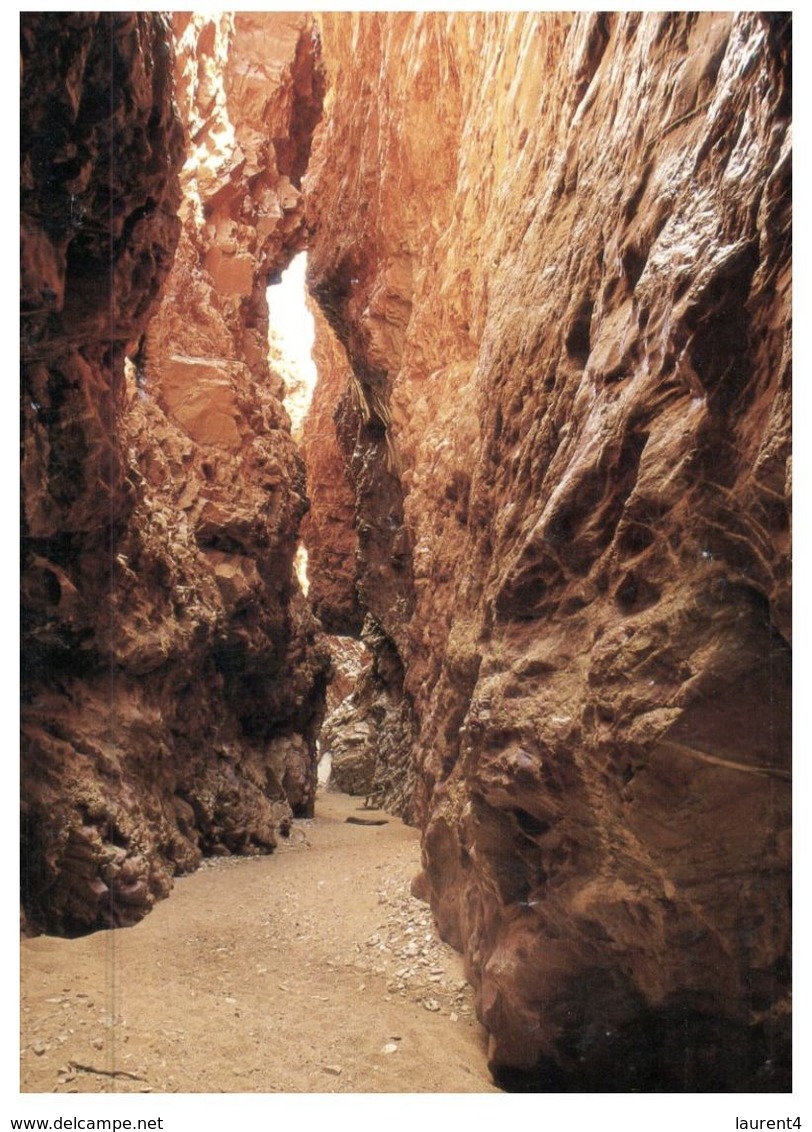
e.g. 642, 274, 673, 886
304, 11, 791, 1089
21, 12, 328, 936
299, 300, 362, 633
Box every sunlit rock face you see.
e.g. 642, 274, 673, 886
144, 12, 329, 808
305, 12, 791, 1089
20, 12, 328, 936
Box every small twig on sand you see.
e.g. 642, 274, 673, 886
69, 1061, 147, 1082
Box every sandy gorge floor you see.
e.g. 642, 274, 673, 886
20, 791, 497, 1094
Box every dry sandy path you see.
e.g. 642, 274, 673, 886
20, 792, 498, 1094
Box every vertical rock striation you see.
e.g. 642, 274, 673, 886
304, 12, 791, 1089
299, 300, 362, 634
21, 13, 328, 936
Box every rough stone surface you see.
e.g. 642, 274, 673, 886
21, 12, 329, 936
304, 12, 791, 1090
300, 301, 363, 633
321, 618, 417, 820
322, 635, 370, 713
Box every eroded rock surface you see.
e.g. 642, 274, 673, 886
321, 617, 417, 819
299, 301, 363, 633
21, 12, 328, 936
304, 12, 791, 1089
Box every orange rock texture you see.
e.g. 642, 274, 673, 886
304, 12, 791, 1089
299, 301, 362, 633
21, 13, 328, 935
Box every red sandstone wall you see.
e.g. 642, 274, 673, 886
304, 12, 791, 1089
20, 12, 328, 936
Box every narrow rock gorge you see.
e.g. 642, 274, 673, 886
20, 11, 791, 1092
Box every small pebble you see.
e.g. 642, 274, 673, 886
323, 1064, 342, 1076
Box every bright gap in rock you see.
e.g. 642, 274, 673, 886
267, 251, 318, 442
294, 543, 310, 596
268, 252, 317, 599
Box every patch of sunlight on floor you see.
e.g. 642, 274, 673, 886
267, 252, 318, 441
